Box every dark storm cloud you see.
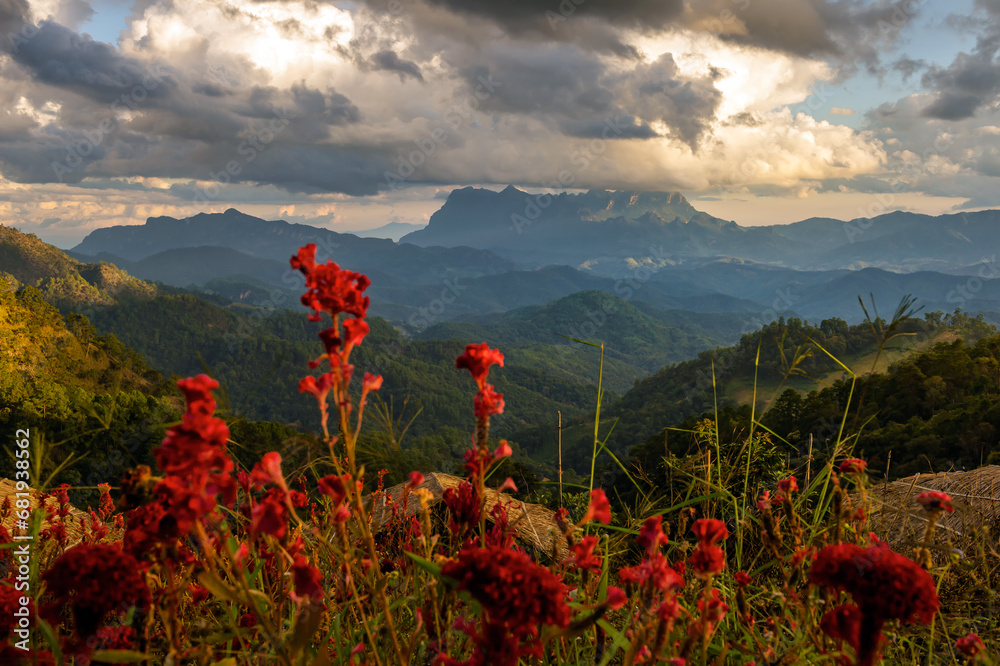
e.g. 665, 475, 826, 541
7, 20, 177, 104
370, 49, 424, 81
921, 1, 1000, 120
413, 0, 685, 33
453, 43, 721, 148
921, 36, 1000, 120
686, 0, 923, 74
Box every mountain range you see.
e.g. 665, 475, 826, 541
61, 189, 1000, 328
402, 186, 1000, 274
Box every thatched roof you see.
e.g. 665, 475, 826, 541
366, 473, 572, 559
0, 478, 90, 545
867, 466, 1000, 550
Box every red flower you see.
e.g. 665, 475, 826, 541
840, 459, 868, 476
581, 489, 611, 525
956, 632, 985, 660
619, 553, 685, 593
456, 343, 504, 389
604, 586, 627, 610
42, 544, 150, 640
690, 588, 729, 638
734, 571, 752, 587
691, 518, 728, 546
95, 625, 137, 651
251, 489, 288, 540
251, 452, 288, 492
442, 546, 571, 632
292, 555, 324, 603
408, 471, 425, 488
122, 500, 178, 560
756, 490, 773, 512
567, 535, 602, 573
0, 583, 32, 641
474, 384, 505, 419
343, 318, 369, 351
810, 543, 939, 666
689, 544, 726, 579
637, 515, 668, 556
777, 476, 799, 495
362, 372, 383, 396
153, 375, 235, 534
916, 491, 954, 514
290, 244, 371, 321
493, 440, 513, 460
820, 604, 862, 654
442, 481, 482, 538
189, 585, 210, 604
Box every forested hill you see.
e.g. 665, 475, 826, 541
0, 283, 170, 495
0, 225, 155, 308
526, 310, 998, 478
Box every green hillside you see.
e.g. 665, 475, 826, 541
418, 290, 745, 392
0, 225, 156, 308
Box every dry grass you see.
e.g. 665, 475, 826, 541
366, 472, 574, 559
0, 478, 89, 545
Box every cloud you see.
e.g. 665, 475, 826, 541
829, 107, 854, 116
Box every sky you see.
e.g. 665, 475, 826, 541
4, 0, 1000, 246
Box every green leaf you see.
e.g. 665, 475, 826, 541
404, 551, 442, 577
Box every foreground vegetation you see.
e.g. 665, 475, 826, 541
1, 244, 997, 665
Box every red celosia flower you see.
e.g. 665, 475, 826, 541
0, 582, 32, 640
689, 544, 726, 579
362, 372, 383, 396
94, 625, 136, 651
567, 535, 602, 573
619, 552, 685, 593
735, 571, 753, 587
690, 588, 729, 639
122, 500, 178, 560
456, 343, 504, 389
581, 489, 611, 525
605, 586, 627, 610
290, 243, 371, 321
251, 489, 288, 540
637, 515, 668, 556
494, 440, 513, 460
343, 318, 369, 351
756, 490, 773, 512
251, 452, 289, 492
189, 585, 210, 605
840, 459, 868, 476
154, 375, 236, 534
291, 555, 324, 603
777, 476, 799, 495
820, 604, 862, 655
916, 491, 954, 514
442, 546, 571, 633
408, 471, 425, 488
810, 543, 939, 666
442, 481, 481, 539
42, 544, 150, 640
691, 518, 728, 546
317, 474, 354, 506
474, 384, 505, 419
498, 477, 518, 493
956, 632, 985, 660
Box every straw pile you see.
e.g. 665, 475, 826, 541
366, 472, 572, 560
866, 466, 1000, 551
0, 478, 90, 544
